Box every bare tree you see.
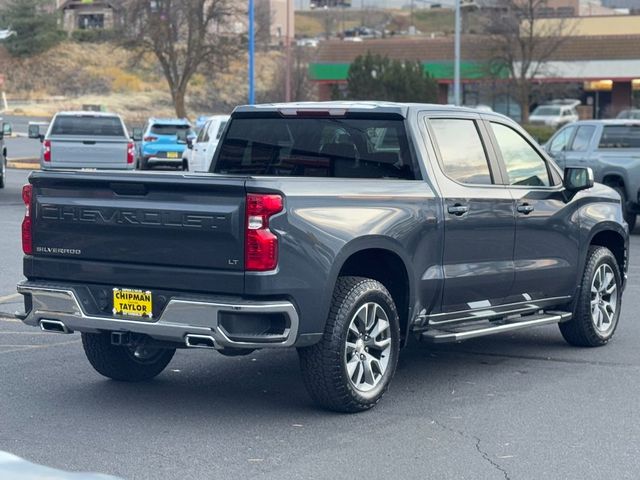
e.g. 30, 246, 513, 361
485, 0, 572, 123
124, 0, 240, 117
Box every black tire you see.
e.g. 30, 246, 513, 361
613, 186, 636, 232
139, 157, 149, 171
298, 276, 400, 413
81, 332, 175, 382
559, 246, 622, 347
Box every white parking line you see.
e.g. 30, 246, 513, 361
0, 340, 79, 355
0, 293, 19, 303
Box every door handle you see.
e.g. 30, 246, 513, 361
517, 203, 535, 214
447, 204, 469, 216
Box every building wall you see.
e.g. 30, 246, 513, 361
533, 15, 640, 36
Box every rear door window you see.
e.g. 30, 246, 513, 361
569, 125, 595, 152
214, 116, 418, 179
429, 118, 493, 185
598, 125, 640, 149
50, 115, 124, 136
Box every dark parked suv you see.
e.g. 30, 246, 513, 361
17, 103, 628, 412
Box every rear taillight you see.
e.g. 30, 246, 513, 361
43, 140, 51, 162
22, 184, 33, 255
143, 136, 157, 142
245, 193, 283, 271
127, 142, 135, 164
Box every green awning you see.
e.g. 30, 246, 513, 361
309, 61, 508, 81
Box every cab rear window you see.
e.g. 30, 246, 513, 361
213, 117, 418, 179
599, 125, 640, 149
50, 116, 125, 136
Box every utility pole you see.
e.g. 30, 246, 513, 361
453, 0, 461, 106
249, 0, 256, 105
285, 0, 292, 102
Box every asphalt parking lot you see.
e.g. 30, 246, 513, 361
1, 168, 640, 480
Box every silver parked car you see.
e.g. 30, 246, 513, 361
29, 111, 136, 170
545, 119, 640, 229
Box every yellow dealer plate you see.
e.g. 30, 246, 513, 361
113, 288, 153, 318
167, 152, 179, 158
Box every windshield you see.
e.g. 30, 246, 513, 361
532, 106, 561, 117
50, 115, 125, 136
213, 116, 418, 179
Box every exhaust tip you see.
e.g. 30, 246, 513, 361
185, 334, 217, 349
40, 319, 71, 334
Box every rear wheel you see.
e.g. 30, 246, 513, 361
81, 332, 175, 382
298, 276, 400, 413
559, 246, 622, 347
139, 157, 149, 171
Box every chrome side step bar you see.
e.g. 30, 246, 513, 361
420, 311, 572, 344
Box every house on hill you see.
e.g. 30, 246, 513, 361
56, 0, 121, 32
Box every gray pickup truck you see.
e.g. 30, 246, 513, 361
29, 111, 136, 170
17, 102, 628, 412
545, 120, 640, 230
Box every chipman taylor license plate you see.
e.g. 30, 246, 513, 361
113, 288, 153, 318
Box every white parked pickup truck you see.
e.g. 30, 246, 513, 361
29, 111, 136, 170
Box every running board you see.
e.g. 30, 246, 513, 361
420, 311, 572, 344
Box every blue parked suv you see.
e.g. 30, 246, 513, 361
139, 118, 195, 170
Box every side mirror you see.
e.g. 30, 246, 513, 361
131, 127, 143, 142
28, 124, 41, 140
187, 138, 194, 149
564, 166, 594, 192
1, 122, 12, 138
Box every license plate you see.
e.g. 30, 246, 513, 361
167, 152, 179, 158
113, 288, 153, 318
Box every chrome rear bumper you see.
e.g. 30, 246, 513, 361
17, 283, 299, 350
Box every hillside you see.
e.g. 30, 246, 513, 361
0, 41, 286, 122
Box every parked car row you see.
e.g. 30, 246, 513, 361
28, 111, 230, 173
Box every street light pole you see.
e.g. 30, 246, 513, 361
248, 0, 255, 105
453, 0, 461, 106
285, 0, 292, 102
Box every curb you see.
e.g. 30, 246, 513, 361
8, 158, 39, 170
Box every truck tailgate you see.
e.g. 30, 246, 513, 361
28, 171, 246, 291
49, 135, 129, 168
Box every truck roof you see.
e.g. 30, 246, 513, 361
149, 118, 191, 125
54, 111, 121, 118
234, 101, 495, 118
570, 119, 640, 126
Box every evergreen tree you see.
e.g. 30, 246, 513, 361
0, 0, 65, 57
344, 52, 437, 103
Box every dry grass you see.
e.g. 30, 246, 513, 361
3, 41, 291, 120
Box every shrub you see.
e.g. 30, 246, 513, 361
522, 123, 556, 144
